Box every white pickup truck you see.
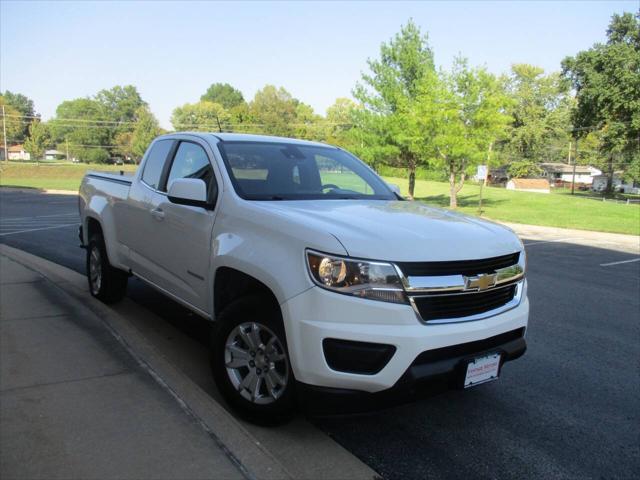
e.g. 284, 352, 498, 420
79, 132, 528, 423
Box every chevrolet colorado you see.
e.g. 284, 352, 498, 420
78, 132, 528, 423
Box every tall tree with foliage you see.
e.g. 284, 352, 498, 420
249, 85, 303, 137
171, 101, 230, 132
354, 20, 435, 198
503, 64, 572, 163
201, 83, 245, 109
323, 98, 358, 146
24, 121, 50, 161
49, 98, 111, 163
132, 106, 162, 161
562, 12, 640, 192
96, 85, 147, 124
424, 59, 512, 208
3, 91, 36, 141
0, 95, 23, 154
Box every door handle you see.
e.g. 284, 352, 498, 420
150, 208, 165, 221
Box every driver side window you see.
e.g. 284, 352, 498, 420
166, 142, 217, 200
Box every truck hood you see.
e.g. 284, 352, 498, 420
254, 200, 523, 262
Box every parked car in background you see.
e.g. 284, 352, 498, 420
78, 133, 529, 424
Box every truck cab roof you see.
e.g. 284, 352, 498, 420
159, 132, 336, 149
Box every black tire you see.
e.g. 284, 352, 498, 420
211, 294, 295, 425
86, 233, 128, 304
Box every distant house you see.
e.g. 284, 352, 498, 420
592, 173, 640, 194
7, 144, 30, 161
45, 149, 64, 160
506, 178, 551, 194
539, 163, 601, 186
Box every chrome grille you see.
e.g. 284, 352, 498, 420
395, 251, 525, 324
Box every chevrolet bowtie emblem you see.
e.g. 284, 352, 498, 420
464, 273, 498, 291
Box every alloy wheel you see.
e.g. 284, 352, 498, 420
89, 246, 102, 295
224, 322, 289, 405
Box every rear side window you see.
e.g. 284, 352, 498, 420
141, 140, 173, 189
166, 142, 216, 197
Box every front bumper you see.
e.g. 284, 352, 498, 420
281, 281, 529, 394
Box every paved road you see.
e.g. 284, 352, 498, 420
1, 189, 639, 479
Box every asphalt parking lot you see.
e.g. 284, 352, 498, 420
1, 188, 639, 479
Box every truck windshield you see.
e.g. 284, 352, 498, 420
217, 141, 396, 201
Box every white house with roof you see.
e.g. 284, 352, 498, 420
7, 144, 30, 161
539, 163, 601, 186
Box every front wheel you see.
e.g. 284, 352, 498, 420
211, 295, 295, 425
86, 233, 128, 304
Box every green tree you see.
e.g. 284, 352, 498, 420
132, 106, 161, 161
0, 95, 23, 154
503, 64, 572, 163
95, 85, 146, 124
201, 83, 245, 109
293, 102, 323, 140
49, 98, 111, 163
353, 20, 435, 198
114, 131, 134, 162
507, 160, 543, 178
3, 91, 35, 141
248, 85, 302, 137
562, 12, 640, 191
424, 59, 512, 208
324, 97, 359, 146
171, 101, 230, 131
24, 121, 50, 161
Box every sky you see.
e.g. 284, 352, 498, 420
1, 0, 637, 129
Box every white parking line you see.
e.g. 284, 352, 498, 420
0, 223, 78, 237
600, 258, 640, 267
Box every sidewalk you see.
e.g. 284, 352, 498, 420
501, 221, 640, 254
0, 255, 245, 480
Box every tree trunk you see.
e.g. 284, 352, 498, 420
484, 142, 493, 187
449, 169, 466, 209
605, 155, 614, 195
407, 156, 416, 200
449, 170, 457, 209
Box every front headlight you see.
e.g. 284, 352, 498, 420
306, 250, 407, 304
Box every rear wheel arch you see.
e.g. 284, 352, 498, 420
85, 216, 103, 243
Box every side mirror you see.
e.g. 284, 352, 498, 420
167, 178, 209, 208
387, 183, 402, 196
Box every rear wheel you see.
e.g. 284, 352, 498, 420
86, 233, 128, 303
211, 294, 295, 425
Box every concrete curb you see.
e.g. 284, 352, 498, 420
0, 244, 380, 480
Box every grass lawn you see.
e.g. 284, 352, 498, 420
0, 162, 138, 191
383, 176, 639, 236
0, 162, 637, 235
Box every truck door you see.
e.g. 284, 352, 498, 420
123, 138, 176, 277
143, 139, 219, 314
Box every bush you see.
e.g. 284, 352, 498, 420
80, 148, 110, 164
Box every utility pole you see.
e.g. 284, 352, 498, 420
2, 105, 7, 162
66, 139, 69, 163
571, 138, 578, 195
